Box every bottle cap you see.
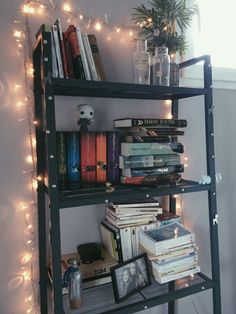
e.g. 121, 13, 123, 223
68, 259, 80, 267
158, 46, 168, 54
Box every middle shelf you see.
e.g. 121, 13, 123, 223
43, 180, 212, 208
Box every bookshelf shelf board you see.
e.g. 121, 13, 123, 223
56, 180, 211, 208
63, 273, 214, 314
52, 78, 207, 100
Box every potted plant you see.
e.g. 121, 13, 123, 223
131, 0, 198, 56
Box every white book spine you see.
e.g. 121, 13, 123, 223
76, 27, 91, 80
51, 33, 58, 78
82, 33, 99, 81
52, 25, 64, 78
120, 227, 132, 261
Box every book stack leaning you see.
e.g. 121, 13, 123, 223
100, 198, 163, 262
114, 118, 187, 186
139, 222, 200, 283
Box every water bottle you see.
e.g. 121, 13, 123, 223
152, 46, 170, 86
64, 259, 82, 309
133, 39, 150, 84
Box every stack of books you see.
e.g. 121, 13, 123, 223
56, 131, 120, 190
37, 19, 106, 81
139, 222, 200, 284
100, 198, 163, 261
114, 118, 187, 185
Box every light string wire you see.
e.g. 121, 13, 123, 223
20, 10, 38, 313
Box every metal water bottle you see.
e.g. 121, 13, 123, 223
67, 259, 82, 309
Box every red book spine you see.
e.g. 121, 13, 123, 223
96, 132, 107, 183
80, 132, 96, 183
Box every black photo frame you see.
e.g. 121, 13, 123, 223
110, 253, 151, 303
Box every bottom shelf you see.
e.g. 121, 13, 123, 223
63, 273, 215, 314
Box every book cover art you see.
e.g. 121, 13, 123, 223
80, 132, 96, 184
144, 222, 190, 242
67, 132, 80, 190
107, 131, 120, 183
96, 132, 107, 183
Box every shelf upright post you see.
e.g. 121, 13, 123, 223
167, 98, 179, 314
41, 31, 64, 314
33, 35, 48, 314
203, 56, 221, 314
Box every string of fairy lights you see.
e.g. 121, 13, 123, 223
12, 1, 188, 313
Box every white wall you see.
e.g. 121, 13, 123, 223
0, 1, 235, 314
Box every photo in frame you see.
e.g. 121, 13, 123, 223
110, 253, 151, 303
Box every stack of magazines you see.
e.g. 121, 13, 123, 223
139, 222, 200, 284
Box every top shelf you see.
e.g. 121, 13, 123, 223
51, 78, 207, 100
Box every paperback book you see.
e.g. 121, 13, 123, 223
139, 222, 195, 255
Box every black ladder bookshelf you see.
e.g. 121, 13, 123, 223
33, 30, 221, 314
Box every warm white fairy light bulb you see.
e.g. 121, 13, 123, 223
63, 2, 72, 12
129, 30, 133, 36
165, 99, 172, 106
94, 22, 102, 31
22, 4, 35, 14
166, 113, 173, 119
79, 14, 83, 20
115, 27, 121, 33
26, 155, 33, 164
21, 253, 32, 266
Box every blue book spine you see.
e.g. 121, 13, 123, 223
107, 132, 120, 183
67, 132, 80, 189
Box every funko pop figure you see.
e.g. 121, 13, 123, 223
77, 104, 94, 131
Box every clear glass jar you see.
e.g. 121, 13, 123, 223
152, 46, 170, 86
133, 39, 150, 84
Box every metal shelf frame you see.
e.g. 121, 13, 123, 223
33, 30, 221, 314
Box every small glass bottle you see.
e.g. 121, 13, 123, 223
152, 46, 170, 86
133, 39, 150, 84
66, 259, 82, 309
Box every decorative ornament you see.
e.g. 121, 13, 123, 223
77, 104, 94, 131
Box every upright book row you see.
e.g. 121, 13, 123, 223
37, 19, 107, 80
57, 131, 120, 190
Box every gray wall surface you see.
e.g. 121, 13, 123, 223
0, 0, 235, 313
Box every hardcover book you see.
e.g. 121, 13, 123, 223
107, 131, 120, 183
114, 118, 187, 128
82, 33, 99, 81
80, 132, 96, 184
119, 154, 180, 169
67, 132, 80, 190
122, 164, 184, 177
52, 24, 64, 78
139, 222, 195, 255
57, 132, 67, 190
120, 173, 181, 185
96, 132, 107, 183
65, 25, 85, 80
88, 34, 107, 81
121, 142, 184, 157
55, 18, 69, 78
76, 26, 91, 80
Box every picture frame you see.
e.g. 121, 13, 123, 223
110, 253, 151, 303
